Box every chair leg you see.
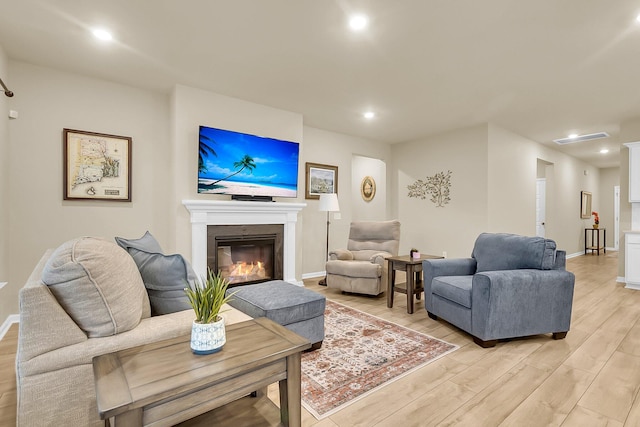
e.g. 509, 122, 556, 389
473, 337, 497, 348
427, 311, 438, 320
552, 332, 568, 340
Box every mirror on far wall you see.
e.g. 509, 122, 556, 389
580, 191, 592, 219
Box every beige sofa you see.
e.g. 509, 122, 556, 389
16, 238, 250, 427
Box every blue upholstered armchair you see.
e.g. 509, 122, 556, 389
422, 233, 575, 348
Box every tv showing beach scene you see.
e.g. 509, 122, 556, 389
198, 125, 300, 198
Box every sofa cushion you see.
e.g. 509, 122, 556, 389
41, 237, 148, 338
431, 276, 473, 309
325, 259, 381, 278
472, 233, 556, 272
116, 231, 194, 316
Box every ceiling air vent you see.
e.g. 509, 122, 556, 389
553, 132, 610, 145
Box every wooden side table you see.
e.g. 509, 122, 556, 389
585, 228, 606, 255
387, 254, 443, 314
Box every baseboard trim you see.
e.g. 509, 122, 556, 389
0, 314, 19, 341
302, 271, 325, 280
567, 248, 617, 259
617, 276, 626, 283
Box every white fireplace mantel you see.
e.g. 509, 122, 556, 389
183, 200, 306, 284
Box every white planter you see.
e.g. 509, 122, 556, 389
190, 316, 226, 355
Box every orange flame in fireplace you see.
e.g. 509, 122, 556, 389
228, 261, 267, 281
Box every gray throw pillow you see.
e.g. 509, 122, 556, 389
115, 232, 194, 315
42, 237, 147, 337
114, 230, 164, 254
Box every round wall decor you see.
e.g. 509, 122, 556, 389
361, 176, 376, 201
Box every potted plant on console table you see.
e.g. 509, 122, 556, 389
184, 269, 235, 355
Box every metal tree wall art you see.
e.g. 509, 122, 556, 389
407, 170, 452, 207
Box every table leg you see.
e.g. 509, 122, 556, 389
406, 265, 415, 314
387, 262, 395, 308
280, 352, 302, 427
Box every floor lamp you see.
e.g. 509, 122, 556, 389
318, 193, 340, 286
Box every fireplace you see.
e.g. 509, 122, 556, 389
208, 224, 283, 287
183, 200, 306, 285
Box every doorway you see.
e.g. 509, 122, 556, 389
614, 185, 620, 250
536, 178, 546, 237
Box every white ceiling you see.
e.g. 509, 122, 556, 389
2, 0, 639, 169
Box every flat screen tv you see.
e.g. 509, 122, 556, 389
198, 125, 300, 200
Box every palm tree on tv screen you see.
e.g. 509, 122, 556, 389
211, 154, 257, 185
198, 134, 217, 173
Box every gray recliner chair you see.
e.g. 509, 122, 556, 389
423, 233, 575, 347
325, 220, 400, 296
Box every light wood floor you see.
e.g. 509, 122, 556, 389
3, 252, 639, 426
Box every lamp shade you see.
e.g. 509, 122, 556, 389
318, 193, 340, 212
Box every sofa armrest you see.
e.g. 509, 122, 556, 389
423, 258, 477, 286
471, 269, 575, 340
370, 251, 393, 266
554, 250, 567, 270
422, 258, 477, 312
18, 304, 249, 378
329, 249, 354, 261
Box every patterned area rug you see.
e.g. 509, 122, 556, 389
301, 300, 458, 419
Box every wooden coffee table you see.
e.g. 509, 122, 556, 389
387, 254, 444, 314
93, 317, 310, 427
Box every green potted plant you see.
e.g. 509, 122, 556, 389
184, 268, 235, 355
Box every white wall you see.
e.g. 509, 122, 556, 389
1, 73, 392, 324
392, 124, 490, 258
3, 61, 171, 320
170, 84, 305, 277
488, 124, 601, 255
351, 155, 387, 221
300, 126, 391, 276
488, 125, 537, 235
0, 44, 9, 321
2, 60, 625, 324
392, 122, 605, 261
599, 167, 620, 248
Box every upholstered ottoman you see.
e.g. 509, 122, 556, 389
226, 280, 326, 349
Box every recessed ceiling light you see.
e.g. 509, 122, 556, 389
349, 14, 369, 31
92, 28, 113, 41
363, 111, 375, 120
568, 133, 578, 139
600, 148, 609, 154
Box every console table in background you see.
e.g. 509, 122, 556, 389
585, 228, 606, 255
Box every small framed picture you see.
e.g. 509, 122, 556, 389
361, 176, 376, 201
63, 128, 132, 201
305, 162, 338, 200
580, 190, 592, 219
